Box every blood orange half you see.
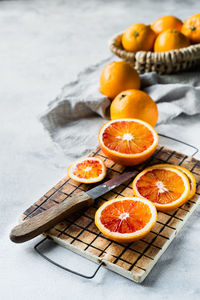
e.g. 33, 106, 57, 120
67, 157, 106, 184
95, 197, 157, 243
133, 165, 190, 211
98, 119, 158, 166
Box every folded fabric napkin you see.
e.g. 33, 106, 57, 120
40, 56, 200, 158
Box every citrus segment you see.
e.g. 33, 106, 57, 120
95, 197, 157, 243
67, 157, 106, 184
133, 166, 190, 211
147, 164, 196, 200
99, 119, 158, 166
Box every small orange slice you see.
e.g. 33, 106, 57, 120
150, 164, 196, 200
67, 157, 106, 184
95, 197, 157, 243
133, 165, 190, 211
98, 119, 158, 166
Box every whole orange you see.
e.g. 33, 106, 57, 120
110, 89, 158, 127
100, 61, 140, 99
122, 24, 156, 52
154, 29, 190, 52
181, 13, 200, 44
151, 16, 183, 36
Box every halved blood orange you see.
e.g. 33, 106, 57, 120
67, 157, 106, 184
150, 164, 196, 200
98, 119, 158, 166
95, 197, 157, 243
133, 165, 190, 211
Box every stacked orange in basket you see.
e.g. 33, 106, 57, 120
110, 13, 200, 74
121, 14, 200, 53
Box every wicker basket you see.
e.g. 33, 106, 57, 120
109, 33, 200, 74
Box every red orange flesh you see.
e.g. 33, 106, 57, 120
95, 197, 157, 243
99, 119, 158, 166
133, 166, 190, 211
67, 157, 106, 184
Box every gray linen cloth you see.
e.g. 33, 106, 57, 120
41, 57, 200, 158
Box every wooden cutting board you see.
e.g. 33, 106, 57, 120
21, 145, 200, 283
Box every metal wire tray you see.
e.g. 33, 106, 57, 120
22, 134, 200, 282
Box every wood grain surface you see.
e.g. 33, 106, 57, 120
11, 191, 93, 243
21, 145, 200, 283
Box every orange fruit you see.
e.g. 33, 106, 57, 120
151, 16, 183, 36
148, 164, 196, 200
154, 29, 190, 52
67, 157, 106, 184
132, 165, 190, 211
122, 23, 156, 52
181, 13, 200, 44
100, 61, 140, 99
110, 89, 158, 127
95, 197, 157, 243
98, 119, 158, 166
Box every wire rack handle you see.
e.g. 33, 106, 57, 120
34, 237, 104, 279
158, 133, 199, 157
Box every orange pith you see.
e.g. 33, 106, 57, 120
95, 197, 157, 243
67, 157, 106, 184
133, 166, 190, 211
99, 119, 158, 166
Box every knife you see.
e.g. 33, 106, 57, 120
10, 171, 135, 243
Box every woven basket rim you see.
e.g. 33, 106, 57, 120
109, 32, 200, 59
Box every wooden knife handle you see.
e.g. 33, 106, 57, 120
10, 191, 94, 243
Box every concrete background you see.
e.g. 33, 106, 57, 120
1, 1, 200, 299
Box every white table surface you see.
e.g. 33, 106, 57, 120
1, 1, 200, 299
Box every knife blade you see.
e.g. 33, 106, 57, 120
87, 171, 135, 200
10, 171, 135, 243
